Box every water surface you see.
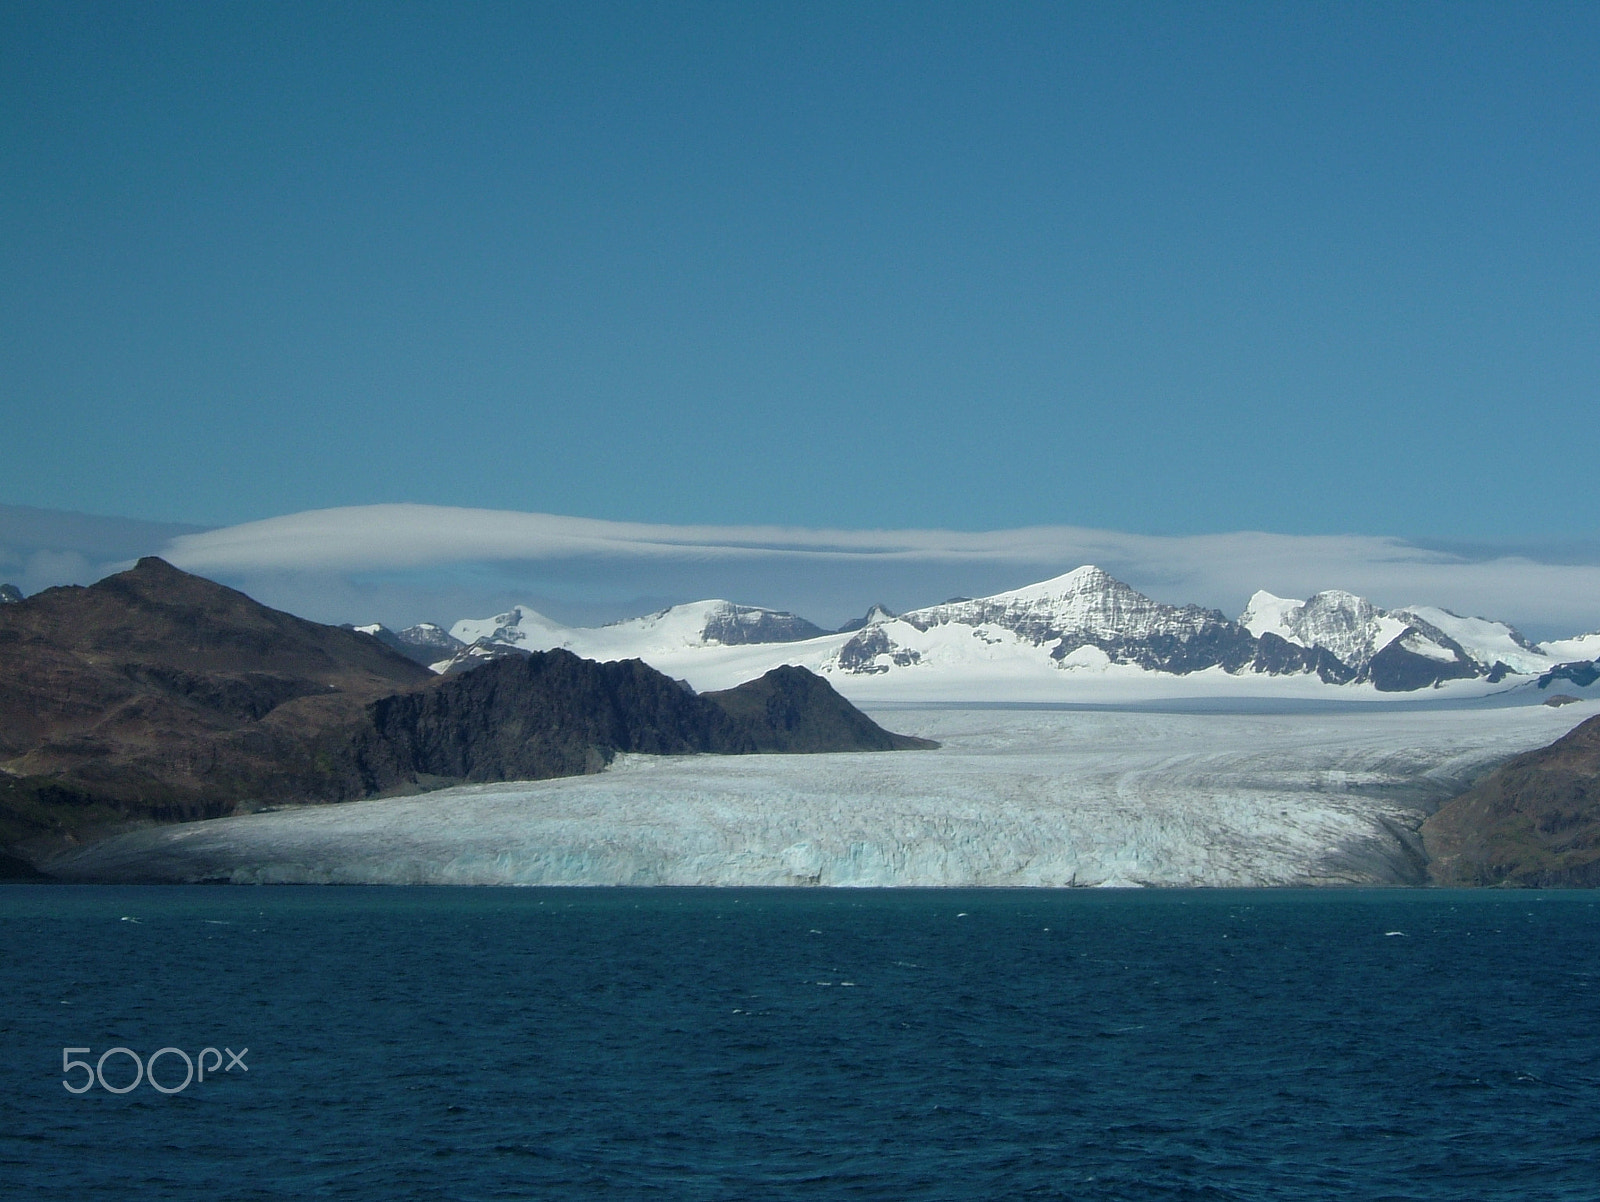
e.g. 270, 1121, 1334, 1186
3, 886, 1598, 1199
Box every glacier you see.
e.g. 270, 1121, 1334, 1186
49, 700, 1597, 888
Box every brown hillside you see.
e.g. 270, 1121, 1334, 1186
0, 558, 434, 837
1423, 713, 1600, 887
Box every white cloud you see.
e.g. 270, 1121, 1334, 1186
155, 504, 1451, 573
157, 504, 1600, 638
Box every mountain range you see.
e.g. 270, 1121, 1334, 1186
358, 566, 1600, 700
4, 559, 1597, 888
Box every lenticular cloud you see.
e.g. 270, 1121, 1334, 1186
153, 504, 1600, 635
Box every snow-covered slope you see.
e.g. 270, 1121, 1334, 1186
450, 604, 573, 652
446, 599, 823, 671
1237, 591, 1303, 642
1541, 631, 1600, 663
1393, 606, 1551, 676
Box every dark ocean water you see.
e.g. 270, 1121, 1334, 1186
3, 886, 1598, 1201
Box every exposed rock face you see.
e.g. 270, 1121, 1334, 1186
1423, 713, 1600, 886
354, 651, 723, 787
837, 626, 921, 674
433, 641, 535, 676
399, 622, 464, 658
0, 584, 22, 604
698, 603, 827, 645
1248, 632, 1357, 684
1365, 636, 1478, 692
1250, 590, 1392, 669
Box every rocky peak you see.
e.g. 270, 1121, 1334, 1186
904, 565, 1224, 645
695, 601, 827, 645
346, 621, 466, 668
885, 565, 1259, 675
836, 603, 897, 633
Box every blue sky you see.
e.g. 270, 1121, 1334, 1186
4, 1, 1597, 541
4, 4, 1600, 635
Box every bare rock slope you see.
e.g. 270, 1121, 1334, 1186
1424, 714, 1600, 886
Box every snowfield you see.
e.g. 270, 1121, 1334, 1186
50, 700, 1597, 888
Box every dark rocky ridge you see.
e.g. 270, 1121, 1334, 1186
1539, 661, 1600, 690
351, 655, 935, 791
1364, 635, 1480, 692
0, 559, 932, 874
1423, 713, 1600, 886
701, 665, 934, 753
1248, 632, 1358, 683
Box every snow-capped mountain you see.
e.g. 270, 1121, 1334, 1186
1241, 590, 1413, 671
348, 621, 467, 668
439, 600, 827, 675
1541, 630, 1600, 663
1388, 606, 1549, 675
823, 569, 1549, 692
1237, 590, 1582, 687
446, 606, 569, 654
398, 566, 1600, 702
1237, 590, 1483, 689
887, 566, 1259, 674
